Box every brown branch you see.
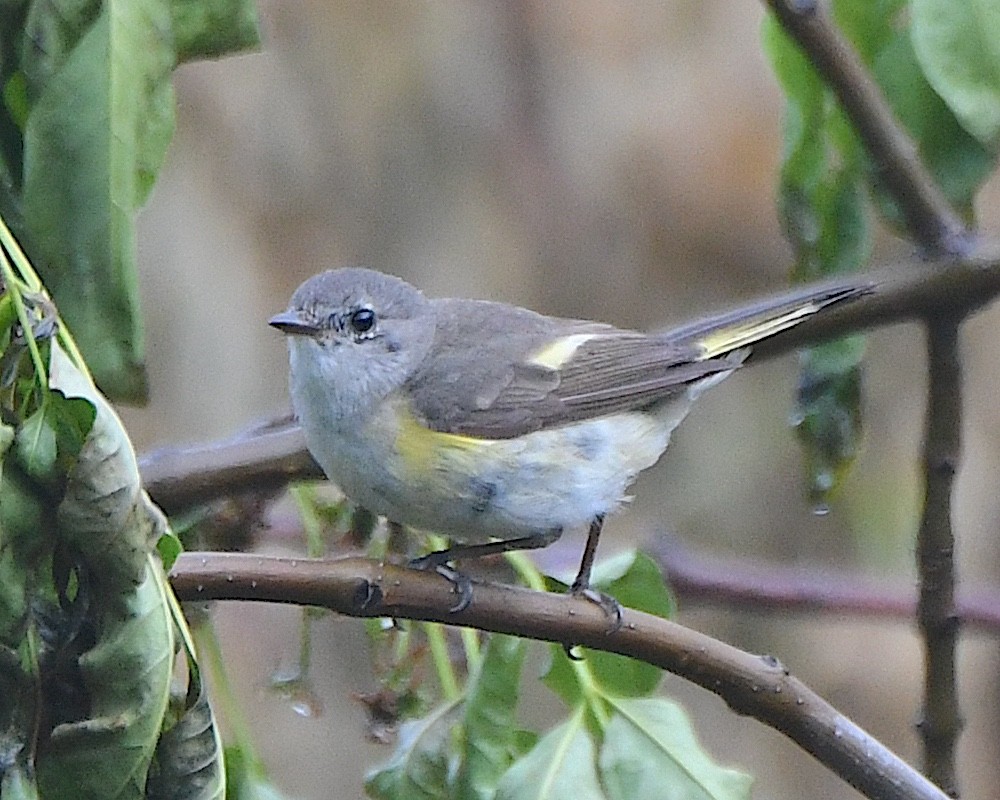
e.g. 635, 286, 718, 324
651, 539, 1000, 633
140, 245, 1000, 513
139, 418, 323, 515
169, 552, 951, 800
762, 0, 971, 256
915, 316, 963, 795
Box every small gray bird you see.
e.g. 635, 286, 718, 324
271, 268, 864, 611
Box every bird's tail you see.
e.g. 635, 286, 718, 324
663, 282, 871, 359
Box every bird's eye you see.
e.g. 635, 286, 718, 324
349, 307, 376, 335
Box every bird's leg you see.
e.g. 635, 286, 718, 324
409, 529, 562, 613
569, 514, 623, 634
571, 514, 604, 594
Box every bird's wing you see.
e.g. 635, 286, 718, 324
406, 282, 867, 439
405, 299, 737, 439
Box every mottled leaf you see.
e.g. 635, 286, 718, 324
38, 564, 175, 800
51, 342, 158, 592
793, 337, 865, 511
763, 14, 868, 504
147, 663, 225, 800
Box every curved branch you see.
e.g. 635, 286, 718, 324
169, 552, 949, 800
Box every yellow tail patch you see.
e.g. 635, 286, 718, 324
697, 304, 819, 359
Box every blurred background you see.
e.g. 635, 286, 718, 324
122, 2, 1000, 798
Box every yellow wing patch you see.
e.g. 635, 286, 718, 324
528, 333, 598, 369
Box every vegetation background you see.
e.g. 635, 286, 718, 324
90, 2, 1000, 798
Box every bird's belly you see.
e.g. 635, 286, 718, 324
305, 401, 674, 543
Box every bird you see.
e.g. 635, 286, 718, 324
271, 267, 865, 614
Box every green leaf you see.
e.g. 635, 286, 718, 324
21, 1, 177, 400
15, 402, 56, 479
585, 552, 673, 698
764, 13, 869, 504
169, 0, 262, 63
873, 30, 995, 215
540, 642, 583, 710
0, 462, 49, 589
600, 698, 753, 800
543, 552, 675, 704
224, 745, 290, 800
456, 634, 529, 800
0, 763, 39, 800
365, 701, 462, 800
21, 0, 102, 101
3, 71, 29, 131
49, 389, 97, 466
832, 0, 905, 63
794, 336, 865, 511
12, 0, 261, 400
496, 711, 604, 800
911, 0, 1000, 146
156, 527, 183, 571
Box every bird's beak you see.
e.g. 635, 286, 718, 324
269, 311, 321, 337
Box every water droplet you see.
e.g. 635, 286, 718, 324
225, 573, 234, 583
812, 502, 831, 517
271, 663, 299, 684
196, 584, 203, 593
788, 409, 806, 427
815, 470, 834, 491
250, 580, 258, 589
291, 698, 316, 718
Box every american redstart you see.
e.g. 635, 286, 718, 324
271, 268, 864, 612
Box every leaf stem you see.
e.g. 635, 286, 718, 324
425, 623, 461, 701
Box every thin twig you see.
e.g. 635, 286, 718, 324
762, 0, 971, 256
916, 316, 963, 795
650, 539, 1000, 633
169, 552, 951, 800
